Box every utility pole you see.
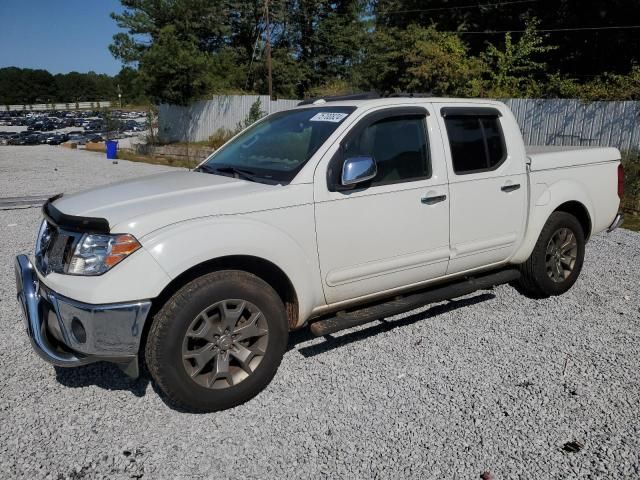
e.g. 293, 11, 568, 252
265, 0, 273, 100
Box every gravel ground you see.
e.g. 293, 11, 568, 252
1, 145, 639, 479
0, 145, 176, 197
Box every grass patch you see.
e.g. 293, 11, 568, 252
622, 213, 640, 232
116, 149, 195, 169
172, 128, 237, 150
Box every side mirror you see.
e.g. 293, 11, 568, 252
341, 156, 377, 187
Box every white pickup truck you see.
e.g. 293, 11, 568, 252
15, 95, 624, 412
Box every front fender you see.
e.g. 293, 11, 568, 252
511, 179, 595, 264
141, 210, 324, 324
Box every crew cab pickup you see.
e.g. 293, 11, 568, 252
15, 96, 624, 412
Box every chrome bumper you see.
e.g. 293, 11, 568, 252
607, 213, 624, 232
14, 254, 151, 377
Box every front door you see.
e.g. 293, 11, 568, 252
314, 106, 451, 305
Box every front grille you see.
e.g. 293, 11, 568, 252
35, 221, 82, 275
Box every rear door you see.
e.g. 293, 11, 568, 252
314, 105, 451, 305
437, 104, 527, 274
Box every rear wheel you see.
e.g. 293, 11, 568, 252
517, 212, 586, 298
145, 270, 288, 412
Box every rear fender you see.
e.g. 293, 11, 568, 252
511, 179, 594, 264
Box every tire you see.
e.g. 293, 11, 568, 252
517, 212, 586, 298
145, 270, 288, 412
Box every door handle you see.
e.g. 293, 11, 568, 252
501, 184, 521, 193
421, 194, 447, 205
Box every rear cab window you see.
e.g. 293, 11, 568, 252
441, 107, 507, 175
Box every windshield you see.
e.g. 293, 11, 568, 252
198, 106, 356, 183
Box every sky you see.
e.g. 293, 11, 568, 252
0, 0, 126, 75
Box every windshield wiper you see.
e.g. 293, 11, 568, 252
196, 164, 261, 182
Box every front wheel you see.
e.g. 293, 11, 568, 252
517, 212, 586, 298
145, 270, 288, 412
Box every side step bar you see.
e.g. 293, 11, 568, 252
309, 269, 520, 337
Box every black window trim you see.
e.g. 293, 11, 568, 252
327, 106, 432, 192
441, 108, 508, 176
440, 106, 502, 118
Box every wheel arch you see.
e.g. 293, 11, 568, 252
148, 255, 300, 331
553, 200, 592, 240
511, 179, 595, 264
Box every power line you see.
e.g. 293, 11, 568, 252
327, 0, 539, 17
244, 15, 266, 90
244, 32, 263, 90
265, 0, 273, 99
308, 24, 640, 50
446, 25, 640, 34
380, 0, 539, 15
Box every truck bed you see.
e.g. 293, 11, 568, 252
526, 145, 621, 172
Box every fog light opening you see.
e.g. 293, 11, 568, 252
71, 317, 87, 344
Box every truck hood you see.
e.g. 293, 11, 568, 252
52, 171, 310, 238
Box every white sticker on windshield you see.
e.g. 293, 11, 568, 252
309, 112, 348, 123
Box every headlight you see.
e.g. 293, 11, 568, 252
67, 233, 141, 276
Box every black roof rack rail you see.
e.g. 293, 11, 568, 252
298, 92, 380, 106
386, 92, 435, 98
296, 91, 438, 106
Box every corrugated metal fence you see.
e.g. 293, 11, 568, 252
159, 96, 640, 151
158, 95, 299, 142
504, 98, 640, 150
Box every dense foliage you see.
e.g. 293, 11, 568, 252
0, 67, 145, 106
3, 0, 640, 105
107, 0, 640, 104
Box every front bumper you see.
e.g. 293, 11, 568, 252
14, 254, 151, 377
607, 212, 624, 232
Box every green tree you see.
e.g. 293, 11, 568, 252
237, 98, 266, 130
481, 18, 557, 97
372, 0, 640, 81
137, 26, 218, 105
358, 25, 486, 96
0, 67, 119, 104
114, 67, 147, 105
110, 0, 240, 103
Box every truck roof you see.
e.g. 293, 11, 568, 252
295, 95, 506, 109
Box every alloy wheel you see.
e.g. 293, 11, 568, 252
182, 299, 269, 389
545, 227, 578, 283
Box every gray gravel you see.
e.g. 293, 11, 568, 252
1, 145, 640, 479
0, 145, 177, 197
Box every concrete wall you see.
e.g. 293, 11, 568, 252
134, 144, 214, 164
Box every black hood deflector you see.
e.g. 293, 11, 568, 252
42, 194, 110, 234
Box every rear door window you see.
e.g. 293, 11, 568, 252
443, 113, 506, 175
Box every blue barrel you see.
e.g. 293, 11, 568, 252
106, 140, 118, 159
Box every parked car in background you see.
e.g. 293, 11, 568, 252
46, 133, 69, 145
86, 133, 104, 143
67, 134, 89, 145
23, 133, 43, 145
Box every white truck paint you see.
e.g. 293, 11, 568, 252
16, 96, 625, 411
38, 98, 622, 325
